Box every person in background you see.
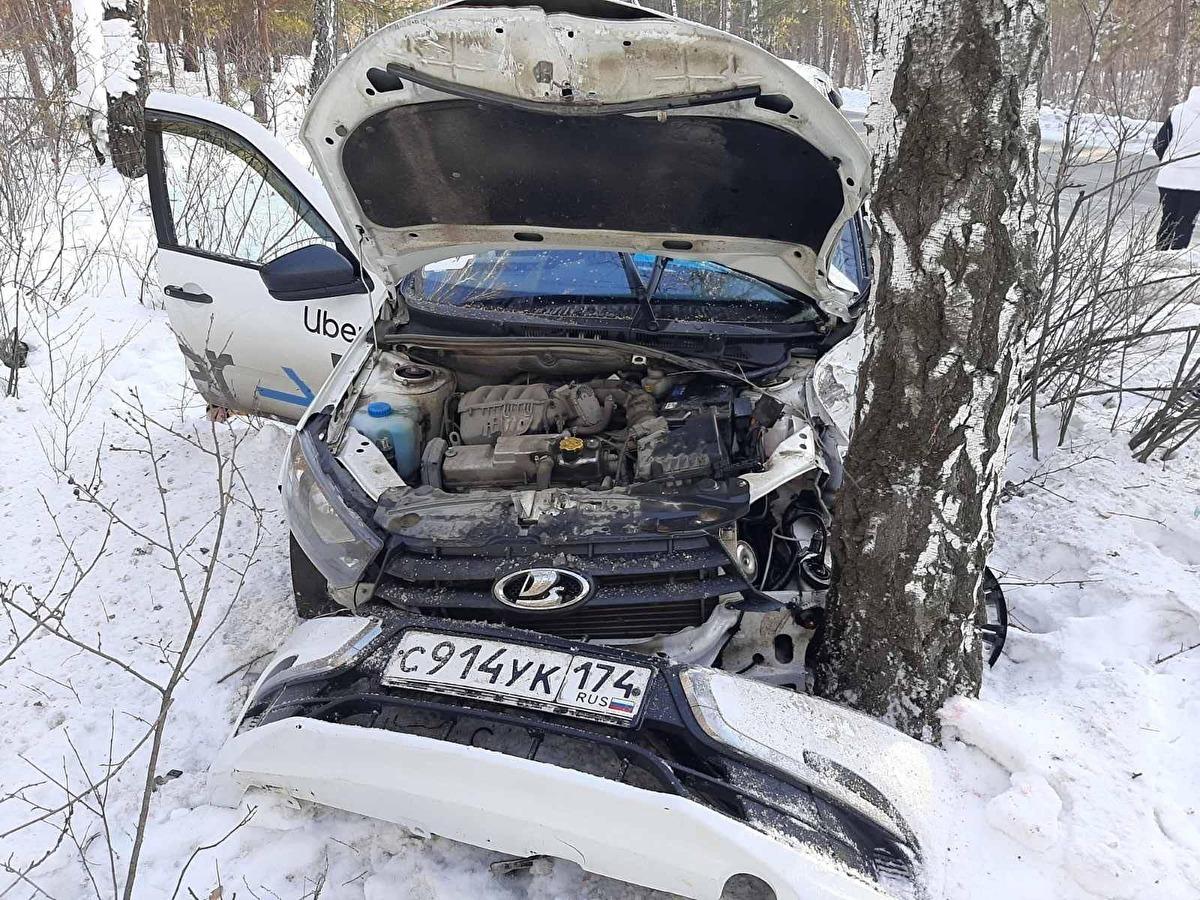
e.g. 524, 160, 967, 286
1155, 86, 1200, 250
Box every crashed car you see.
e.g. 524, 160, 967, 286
144, 1, 1004, 896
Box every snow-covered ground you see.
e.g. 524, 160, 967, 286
948, 386, 1200, 898
1037, 106, 1159, 153
3, 59, 1199, 900
840, 87, 1160, 154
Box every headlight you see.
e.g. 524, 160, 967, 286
283, 428, 383, 588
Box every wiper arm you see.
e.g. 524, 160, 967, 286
645, 255, 669, 300
619, 253, 669, 335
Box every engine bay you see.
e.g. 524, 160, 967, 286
345, 350, 786, 494
324, 345, 836, 685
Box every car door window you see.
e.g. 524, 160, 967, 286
157, 122, 338, 265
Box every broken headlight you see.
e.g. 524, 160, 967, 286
283, 428, 382, 588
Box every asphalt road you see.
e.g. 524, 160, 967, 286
840, 107, 1162, 222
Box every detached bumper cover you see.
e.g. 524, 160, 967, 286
211, 614, 925, 900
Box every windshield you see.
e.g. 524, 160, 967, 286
403, 250, 823, 327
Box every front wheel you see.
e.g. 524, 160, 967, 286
289, 534, 342, 619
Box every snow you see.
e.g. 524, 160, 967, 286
811, 252, 1200, 897
983, 771, 1062, 852
840, 86, 869, 111
948, 392, 1200, 898
1, 51, 1199, 900
1038, 107, 1159, 154
840, 87, 1160, 154
101, 16, 141, 98
71, 0, 107, 113
72, 0, 146, 101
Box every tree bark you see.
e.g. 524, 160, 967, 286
19, 39, 57, 141
813, 0, 1047, 741
308, 0, 337, 96
846, 0, 874, 75
164, 38, 178, 88
214, 35, 231, 103
255, 0, 273, 74
181, 0, 201, 72
833, 20, 851, 88
46, 0, 78, 92
242, 0, 272, 123
1159, 0, 1189, 121
103, 0, 150, 178
201, 42, 213, 95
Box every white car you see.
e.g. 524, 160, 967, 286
145, 2, 1002, 896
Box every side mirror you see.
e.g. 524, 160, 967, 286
260, 244, 368, 301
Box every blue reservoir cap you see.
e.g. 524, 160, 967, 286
367, 401, 393, 418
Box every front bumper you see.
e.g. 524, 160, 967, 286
211, 614, 926, 900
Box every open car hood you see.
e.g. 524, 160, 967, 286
302, 0, 869, 320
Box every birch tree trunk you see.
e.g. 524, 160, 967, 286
813, 0, 1047, 741
846, 0, 874, 75
308, 0, 336, 97
103, 0, 151, 178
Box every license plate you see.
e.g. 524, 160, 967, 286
381, 629, 652, 725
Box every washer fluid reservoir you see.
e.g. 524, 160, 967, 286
351, 400, 422, 480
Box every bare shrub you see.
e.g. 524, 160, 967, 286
1025, 7, 1200, 462
0, 49, 158, 471
0, 391, 265, 898
1126, 329, 1200, 460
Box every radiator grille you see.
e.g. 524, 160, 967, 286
433, 596, 719, 640
376, 536, 738, 640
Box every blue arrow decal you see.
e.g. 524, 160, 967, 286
257, 367, 315, 407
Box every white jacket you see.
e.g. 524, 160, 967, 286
1157, 86, 1200, 190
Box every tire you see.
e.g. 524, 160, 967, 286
289, 534, 342, 619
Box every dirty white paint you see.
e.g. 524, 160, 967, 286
301, 3, 870, 312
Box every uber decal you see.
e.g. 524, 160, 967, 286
304, 307, 359, 342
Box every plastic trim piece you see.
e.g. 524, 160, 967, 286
386, 62, 762, 116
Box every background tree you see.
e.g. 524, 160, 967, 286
813, 0, 1049, 740
180, 0, 202, 71
8, 0, 1200, 132
16, 0, 55, 139
238, 0, 273, 121
103, 0, 151, 177
308, 0, 336, 96
1159, 0, 1191, 119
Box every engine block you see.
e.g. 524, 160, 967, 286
456, 384, 556, 444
